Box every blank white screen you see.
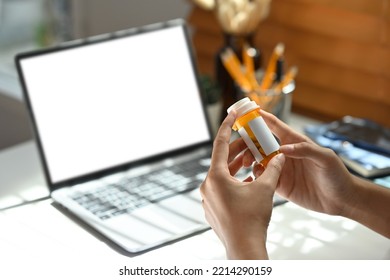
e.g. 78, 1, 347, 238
20, 25, 210, 184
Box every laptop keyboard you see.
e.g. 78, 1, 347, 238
70, 158, 210, 220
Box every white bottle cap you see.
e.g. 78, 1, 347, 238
227, 97, 259, 117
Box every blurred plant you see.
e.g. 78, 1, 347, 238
192, 0, 272, 35
199, 74, 221, 104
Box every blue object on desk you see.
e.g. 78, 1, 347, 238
374, 176, 390, 189
318, 116, 390, 157
304, 119, 390, 179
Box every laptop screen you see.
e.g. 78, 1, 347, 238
17, 22, 211, 185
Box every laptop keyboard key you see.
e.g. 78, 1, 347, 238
70, 155, 211, 220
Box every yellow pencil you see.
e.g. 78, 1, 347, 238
259, 42, 284, 91
221, 48, 252, 92
273, 66, 298, 94
242, 43, 259, 90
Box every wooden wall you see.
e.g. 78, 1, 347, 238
188, 0, 390, 126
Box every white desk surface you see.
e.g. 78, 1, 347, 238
0, 114, 389, 263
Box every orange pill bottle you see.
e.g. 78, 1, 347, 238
227, 97, 280, 167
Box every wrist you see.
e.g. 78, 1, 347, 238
341, 175, 368, 221
225, 234, 268, 260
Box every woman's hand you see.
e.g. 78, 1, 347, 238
254, 110, 356, 216
200, 112, 285, 259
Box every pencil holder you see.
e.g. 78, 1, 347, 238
239, 80, 295, 123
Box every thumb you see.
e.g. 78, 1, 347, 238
256, 153, 285, 189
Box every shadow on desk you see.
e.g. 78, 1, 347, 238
267, 203, 390, 260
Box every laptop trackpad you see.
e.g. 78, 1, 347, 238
101, 190, 207, 250
130, 192, 206, 234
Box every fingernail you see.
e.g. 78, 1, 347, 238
275, 152, 285, 164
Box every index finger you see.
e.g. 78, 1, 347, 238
210, 111, 236, 168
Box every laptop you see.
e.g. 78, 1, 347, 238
15, 19, 213, 254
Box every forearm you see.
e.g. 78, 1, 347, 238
343, 176, 390, 238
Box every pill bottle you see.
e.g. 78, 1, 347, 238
227, 97, 280, 167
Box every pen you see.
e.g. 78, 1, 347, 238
275, 55, 284, 82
